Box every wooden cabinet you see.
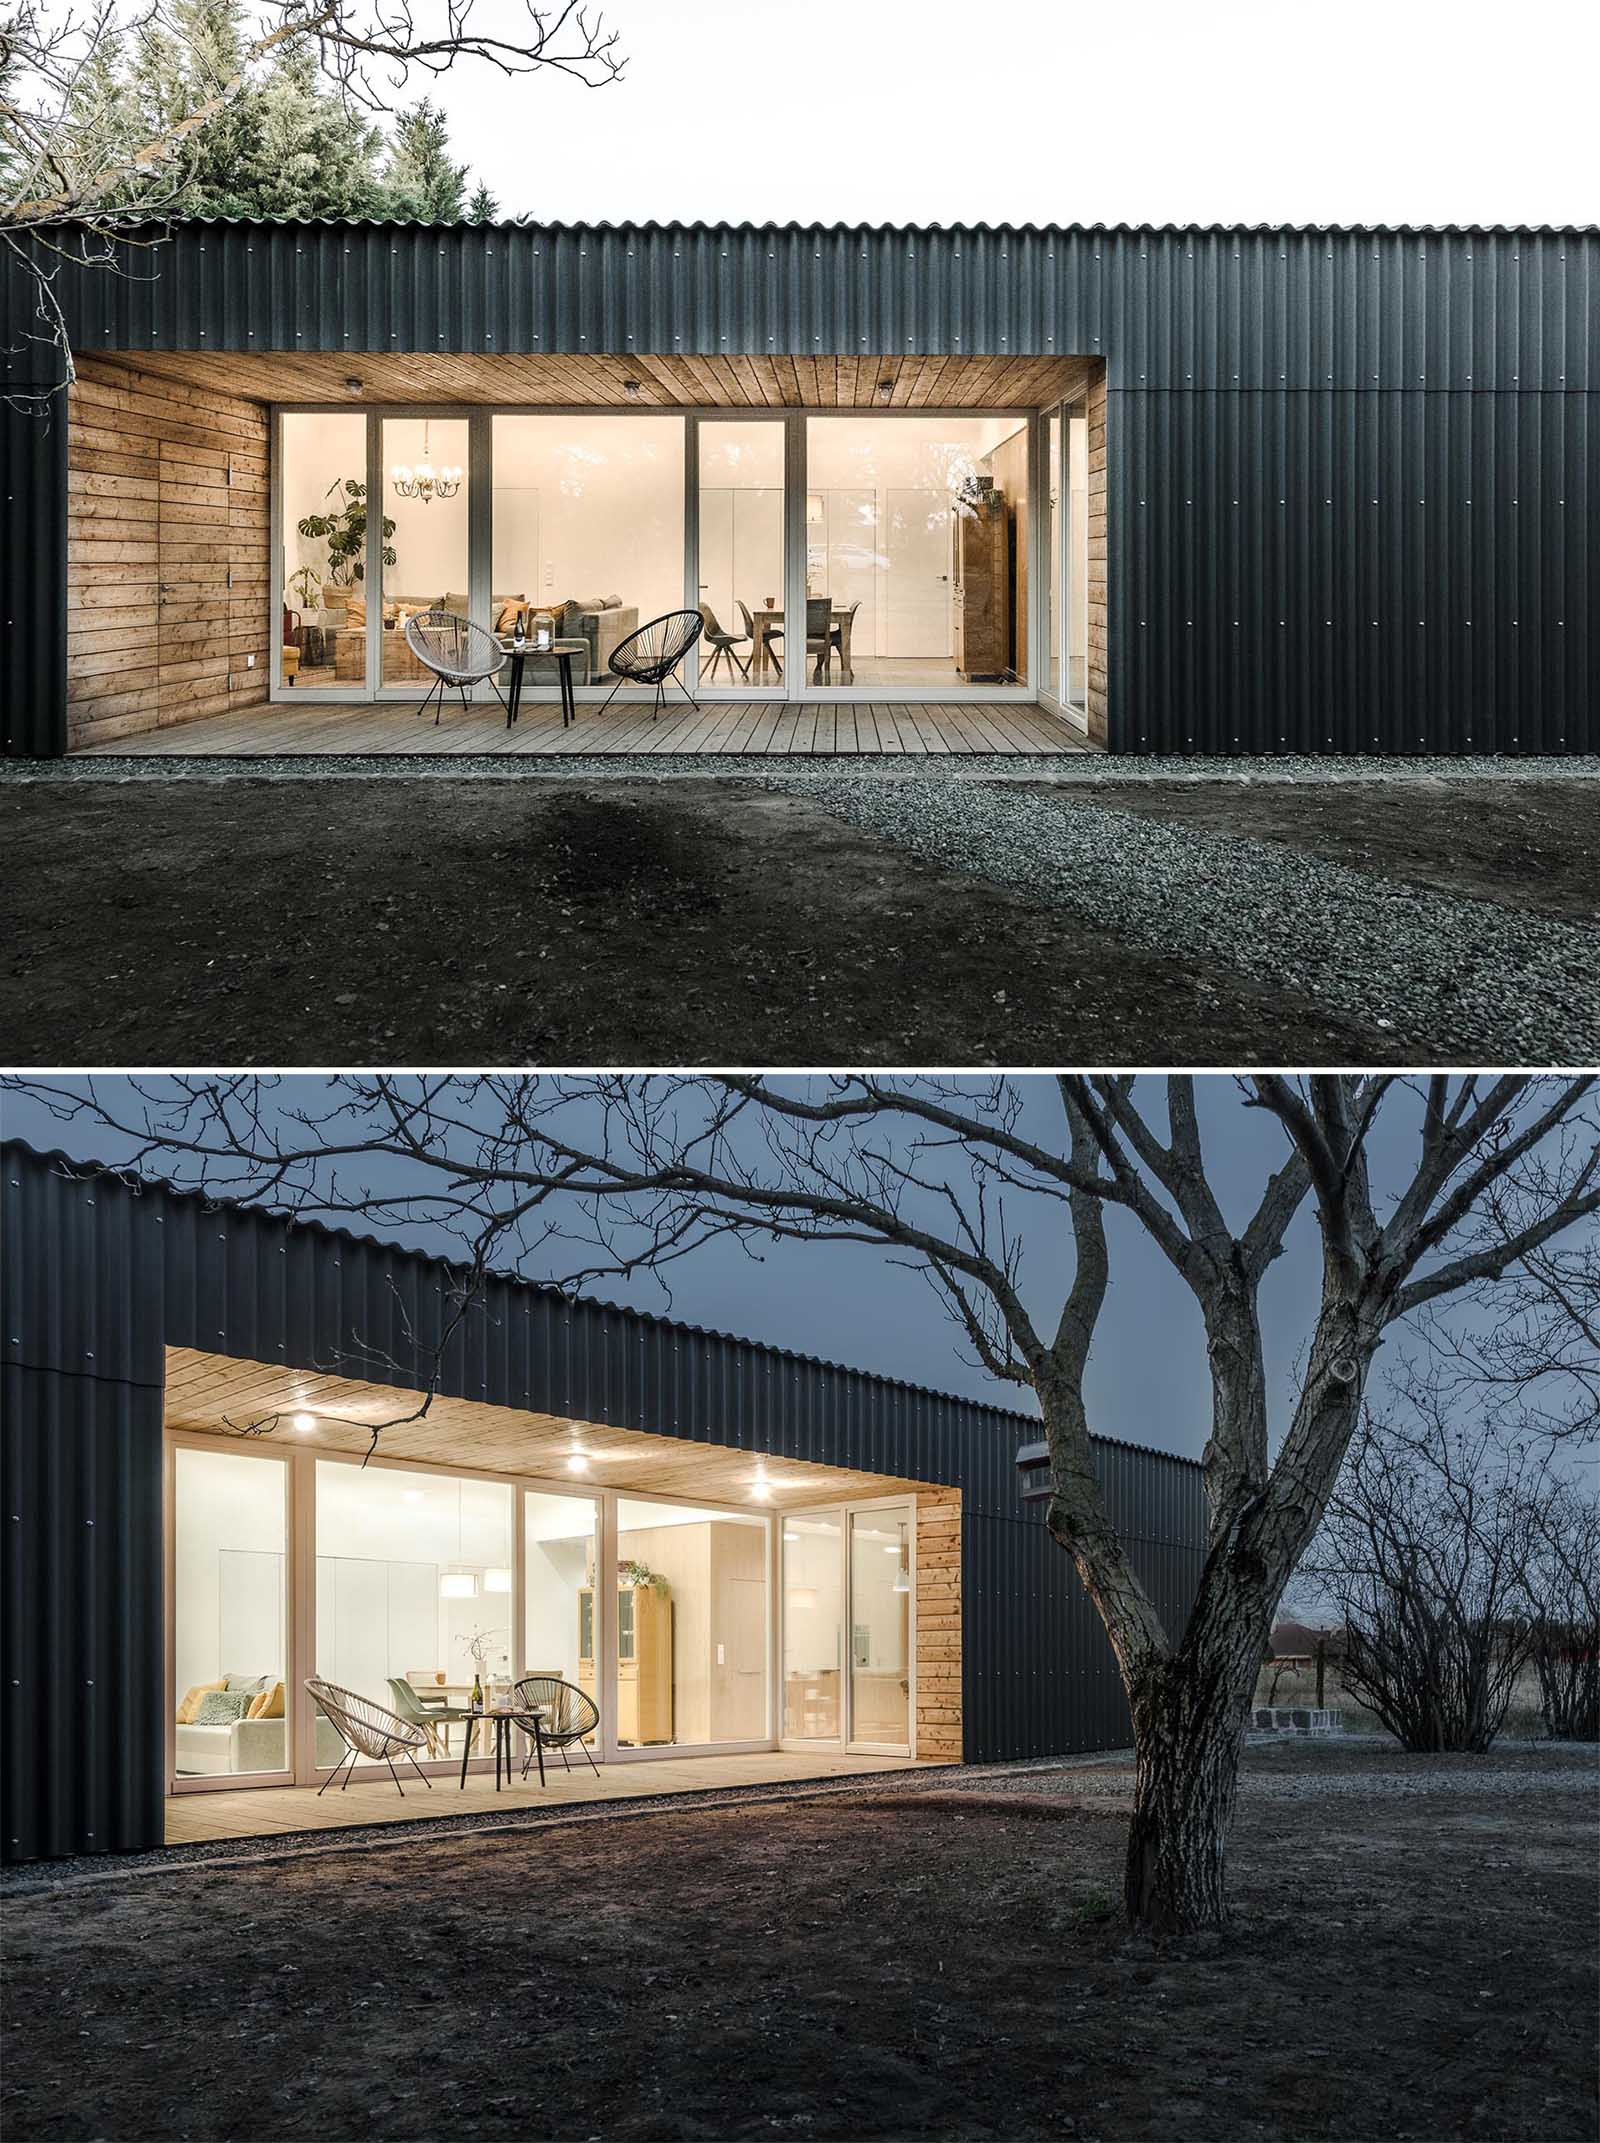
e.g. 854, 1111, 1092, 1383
577, 1582, 673, 1745
953, 491, 1013, 681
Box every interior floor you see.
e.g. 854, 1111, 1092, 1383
166, 1748, 928, 1843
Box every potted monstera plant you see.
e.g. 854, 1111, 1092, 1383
297, 479, 397, 624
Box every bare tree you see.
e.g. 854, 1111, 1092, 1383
1522, 1478, 1600, 1740
8, 1072, 1598, 1934
1302, 1386, 1544, 1752
2, 0, 623, 402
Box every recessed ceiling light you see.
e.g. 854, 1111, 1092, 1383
750, 1478, 772, 1503
291, 1412, 315, 1433
622, 378, 642, 398
566, 1452, 590, 1474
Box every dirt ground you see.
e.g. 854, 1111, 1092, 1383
2, 1739, 1593, 2143
0, 778, 1393, 1066
1013, 778, 1600, 925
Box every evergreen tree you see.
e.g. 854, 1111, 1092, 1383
381, 98, 468, 221
466, 180, 499, 223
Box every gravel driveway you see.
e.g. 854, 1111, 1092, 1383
758, 767, 1600, 1060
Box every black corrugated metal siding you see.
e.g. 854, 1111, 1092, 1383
5, 221, 1592, 757
0, 391, 69, 757
4, 1142, 1206, 1861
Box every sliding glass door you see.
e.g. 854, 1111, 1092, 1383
696, 417, 786, 694
781, 1497, 915, 1755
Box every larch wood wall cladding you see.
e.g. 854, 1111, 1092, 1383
67, 357, 269, 747
1086, 368, 1108, 746
916, 1488, 962, 1761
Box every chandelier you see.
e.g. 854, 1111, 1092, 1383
390, 421, 461, 504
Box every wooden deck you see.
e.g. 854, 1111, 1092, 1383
78, 697, 1091, 758
166, 1748, 924, 1844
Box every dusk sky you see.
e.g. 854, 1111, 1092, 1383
4, 1074, 1561, 1462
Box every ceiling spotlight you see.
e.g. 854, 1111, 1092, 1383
343, 375, 363, 397
566, 1451, 590, 1474
622, 378, 643, 399
750, 1476, 772, 1503
291, 1411, 315, 1432
876, 377, 894, 399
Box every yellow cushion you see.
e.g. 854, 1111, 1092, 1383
495, 599, 525, 635
177, 1678, 226, 1725
260, 1680, 285, 1718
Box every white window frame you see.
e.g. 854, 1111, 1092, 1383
162, 1429, 840, 1789
270, 402, 1050, 709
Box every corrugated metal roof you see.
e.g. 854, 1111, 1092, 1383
6, 1140, 1196, 1469
154, 216, 1598, 236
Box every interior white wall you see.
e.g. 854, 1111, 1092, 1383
781, 1516, 842, 1680
280, 411, 367, 598
382, 417, 471, 600
173, 1447, 286, 1697
525, 1492, 595, 1680
491, 415, 684, 621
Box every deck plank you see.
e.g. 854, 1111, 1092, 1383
76, 697, 1090, 759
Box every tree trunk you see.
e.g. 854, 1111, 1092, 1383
1123, 1644, 1258, 1935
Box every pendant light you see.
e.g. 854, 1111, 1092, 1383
892, 1520, 911, 1593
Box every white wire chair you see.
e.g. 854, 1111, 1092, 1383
306, 1676, 433, 1797
403, 608, 507, 724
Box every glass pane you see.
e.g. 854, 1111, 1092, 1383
806, 416, 1027, 688
1067, 409, 1089, 712
173, 1447, 287, 1777
525, 1489, 598, 1745
698, 420, 784, 689
849, 1506, 912, 1748
381, 416, 469, 688
783, 1511, 842, 1739
280, 411, 368, 690
617, 1498, 769, 1746
491, 415, 685, 690
1047, 411, 1063, 703
315, 1461, 513, 1764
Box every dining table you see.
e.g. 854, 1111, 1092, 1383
747, 602, 857, 685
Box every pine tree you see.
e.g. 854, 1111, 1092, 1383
466, 180, 499, 224
381, 99, 468, 221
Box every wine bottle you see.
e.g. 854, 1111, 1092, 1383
471, 1671, 483, 1711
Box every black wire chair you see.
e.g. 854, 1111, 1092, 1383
514, 1675, 601, 1778
596, 609, 704, 721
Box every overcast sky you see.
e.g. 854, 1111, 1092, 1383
433, 0, 1597, 229
6, 1073, 1570, 1463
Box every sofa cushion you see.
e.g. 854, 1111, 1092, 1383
247, 1680, 286, 1720
224, 1673, 270, 1694
176, 1677, 226, 1724
194, 1689, 251, 1725
442, 589, 469, 617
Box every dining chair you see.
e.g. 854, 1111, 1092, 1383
698, 602, 751, 683
768, 597, 835, 684
738, 600, 776, 681
387, 1675, 459, 1758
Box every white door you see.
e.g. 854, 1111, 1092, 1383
883, 490, 951, 658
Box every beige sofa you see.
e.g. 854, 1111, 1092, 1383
176, 1712, 343, 1776
561, 596, 639, 677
